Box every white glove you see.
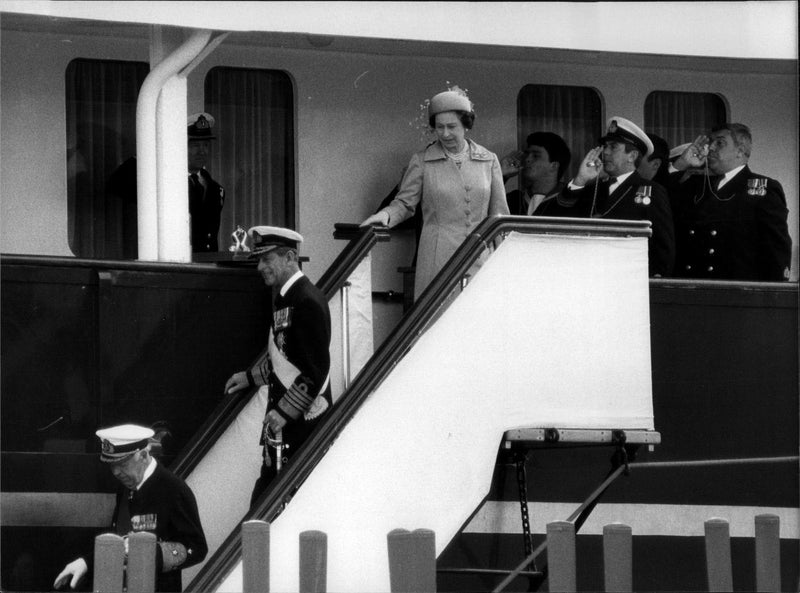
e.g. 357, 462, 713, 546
53, 557, 88, 590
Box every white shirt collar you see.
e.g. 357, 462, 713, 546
718, 164, 746, 189
134, 457, 157, 491
280, 270, 304, 297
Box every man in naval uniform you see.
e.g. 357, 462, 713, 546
53, 424, 207, 592
560, 116, 676, 277
669, 123, 792, 281
225, 226, 332, 506
187, 112, 226, 252
505, 131, 572, 216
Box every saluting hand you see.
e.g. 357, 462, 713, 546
574, 147, 603, 186
674, 135, 709, 171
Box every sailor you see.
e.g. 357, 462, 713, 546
187, 112, 226, 252
53, 424, 207, 592
224, 226, 332, 506
669, 123, 792, 281
561, 116, 676, 277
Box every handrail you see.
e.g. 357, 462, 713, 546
170, 224, 387, 479
186, 215, 656, 592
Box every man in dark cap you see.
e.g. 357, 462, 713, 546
505, 131, 572, 216
53, 424, 207, 592
187, 112, 226, 252
224, 226, 332, 506
669, 123, 791, 281
561, 116, 675, 277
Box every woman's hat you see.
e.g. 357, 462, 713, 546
429, 90, 473, 116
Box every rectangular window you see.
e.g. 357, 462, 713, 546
205, 67, 295, 246
644, 91, 727, 149
65, 59, 149, 259
517, 84, 602, 181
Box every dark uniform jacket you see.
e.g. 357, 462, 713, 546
669, 166, 792, 281
248, 273, 332, 425
561, 171, 676, 277
89, 461, 207, 592
189, 169, 225, 252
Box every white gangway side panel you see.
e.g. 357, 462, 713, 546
217, 229, 654, 592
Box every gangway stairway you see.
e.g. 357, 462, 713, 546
174, 216, 659, 592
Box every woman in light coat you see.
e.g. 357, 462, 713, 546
362, 88, 509, 300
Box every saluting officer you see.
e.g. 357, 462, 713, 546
53, 424, 207, 592
225, 226, 332, 507
562, 116, 676, 277
670, 123, 792, 281
187, 112, 225, 252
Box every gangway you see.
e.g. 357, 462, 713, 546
175, 216, 657, 592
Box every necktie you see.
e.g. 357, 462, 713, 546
116, 490, 133, 535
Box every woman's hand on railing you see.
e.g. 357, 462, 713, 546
360, 211, 390, 227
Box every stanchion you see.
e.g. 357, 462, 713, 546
242, 520, 270, 593
546, 521, 576, 592
300, 530, 328, 593
603, 523, 632, 592
755, 514, 780, 592
704, 518, 733, 592
93, 533, 125, 593
387, 528, 436, 592
127, 531, 157, 593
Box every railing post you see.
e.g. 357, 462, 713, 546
546, 521, 576, 592
127, 531, 157, 593
299, 530, 327, 593
93, 533, 125, 593
704, 518, 733, 592
603, 523, 632, 592
341, 281, 351, 389
242, 520, 270, 593
387, 528, 436, 592
755, 514, 781, 592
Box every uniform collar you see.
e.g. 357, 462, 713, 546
718, 164, 746, 189
280, 270, 304, 297
133, 457, 157, 491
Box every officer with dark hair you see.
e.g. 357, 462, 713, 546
505, 131, 572, 216
638, 132, 671, 188
53, 425, 207, 592
562, 116, 676, 277
225, 226, 332, 506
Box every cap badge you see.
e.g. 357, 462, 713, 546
101, 439, 114, 454
608, 121, 618, 133
195, 115, 210, 130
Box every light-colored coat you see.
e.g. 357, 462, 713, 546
382, 139, 509, 298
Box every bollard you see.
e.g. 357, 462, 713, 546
387, 528, 436, 593
704, 518, 733, 592
546, 521, 576, 592
755, 514, 780, 592
603, 523, 632, 592
299, 530, 327, 593
127, 531, 157, 593
93, 533, 125, 593
242, 520, 270, 593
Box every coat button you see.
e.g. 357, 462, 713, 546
708, 248, 715, 255
685, 265, 692, 271
710, 230, 717, 236
689, 230, 695, 235
707, 266, 714, 272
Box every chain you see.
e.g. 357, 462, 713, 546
515, 453, 536, 571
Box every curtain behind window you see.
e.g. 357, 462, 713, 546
65, 59, 148, 259
645, 91, 727, 150
205, 67, 295, 247
517, 84, 602, 181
